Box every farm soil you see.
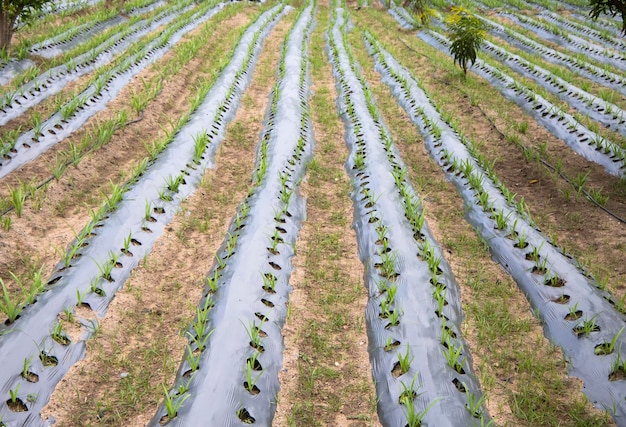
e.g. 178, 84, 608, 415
1, 2, 624, 426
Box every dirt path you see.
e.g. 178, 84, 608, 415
275, 3, 380, 425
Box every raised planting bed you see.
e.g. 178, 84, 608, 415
419, 30, 626, 178
328, 7, 490, 427
0, 5, 286, 424
365, 31, 626, 425
149, 4, 313, 425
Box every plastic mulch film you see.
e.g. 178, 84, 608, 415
365, 31, 626, 425
149, 4, 315, 426
328, 7, 491, 427
419, 30, 626, 178
0, 5, 286, 425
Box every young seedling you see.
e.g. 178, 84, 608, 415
396, 345, 413, 377
574, 313, 601, 337
403, 396, 440, 427
465, 388, 487, 418
185, 344, 200, 372
0, 278, 24, 324
51, 321, 70, 345
243, 357, 263, 395
8, 185, 26, 218
244, 319, 266, 352
399, 372, 420, 404
262, 273, 277, 293
595, 327, 624, 355
443, 339, 465, 374
8, 384, 20, 404
161, 384, 189, 421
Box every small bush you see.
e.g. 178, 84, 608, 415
446, 7, 485, 78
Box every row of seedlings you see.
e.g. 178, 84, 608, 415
0, 0, 195, 125
0, 0, 230, 180
477, 37, 626, 138
328, 6, 490, 426
387, 4, 416, 31
499, 11, 626, 72
150, 4, 315, 425
418, 30, 626, 177
0, 5, 287, 424
476, 14, 626, 98
364, 31, 626, 425
536, 10, 626, 53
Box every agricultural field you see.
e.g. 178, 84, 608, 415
0, 0, 624, 425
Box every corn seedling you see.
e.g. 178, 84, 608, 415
262, 273, 277, 293
595, 327, 624, 355
387, 307, 401, 328
0, 278, 23, 323
8, 384, 20, 404
8, 185, 26, 217
144, 199, 154, 222
205, 271, 219, 293
574, 313, 601, 337
193, 132, 209, 164
22, 356, 33, 379
403, 396, 440, 427
165, 174, 185, 193
399, 372, 420, 404
51, 321, 70, 345
492, 208, 510, 230
443, 339, 465, 373
185, 344, 201, 372
397, 345, 413, 376
610, 346, 626, 380
378, 250, 398, 280
63, 306, 74, 322
244, 319, 265, 352
162, 384, 189, 420
465, 388, 487, 418
2, 216, 11, 231
244, 357, 263, 394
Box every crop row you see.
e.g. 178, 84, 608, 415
0, 0, 224, 178
365, 22, 626, 424
420, 30, 626, 177
478, 38, 626, 138
536, 10, 626, 52
151, 3, 313, 425
0, 3, 285, 424
0, 0, 193, 126
329, 5, 490, 426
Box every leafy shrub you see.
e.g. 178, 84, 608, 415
446, 7, 485, 78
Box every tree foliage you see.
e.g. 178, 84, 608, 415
0, 0, 52, 51
446, 6, 485, 78
402, 0, 431, 25
589, 0, 626, 35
